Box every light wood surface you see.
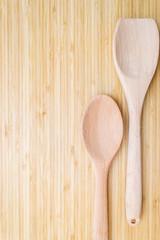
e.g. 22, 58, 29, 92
82, 95, 123, 240
0, 1, 160, 240
113, 18, 159, 226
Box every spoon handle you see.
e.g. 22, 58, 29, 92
93, 166, 108, 240
126, 113, 142, 226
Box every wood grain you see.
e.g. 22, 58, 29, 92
0, 0, 160, 240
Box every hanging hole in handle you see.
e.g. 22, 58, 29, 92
131, 219, 136, 224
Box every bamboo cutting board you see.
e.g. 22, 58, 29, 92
0, 0, 160, 240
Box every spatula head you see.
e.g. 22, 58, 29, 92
113, 19, 159, 108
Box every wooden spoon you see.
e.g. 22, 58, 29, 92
82, 95, 123, 240
113, 18, 159, 226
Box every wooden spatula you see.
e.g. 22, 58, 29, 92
82, 95, 123, 240
113, 18, 159, 226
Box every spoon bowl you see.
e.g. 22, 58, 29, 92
82, 95, 123, 240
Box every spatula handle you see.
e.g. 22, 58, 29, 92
126, 113, 142, 226
93, 165, 108, 240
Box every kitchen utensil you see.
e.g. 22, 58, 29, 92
113, 18, 159, 226
82, 95, 123, 240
